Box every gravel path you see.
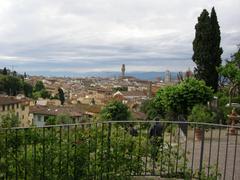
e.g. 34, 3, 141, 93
183, 129, 240, 180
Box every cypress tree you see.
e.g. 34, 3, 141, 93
192, 8, 222, 92
58, 87, 65, 105
3, 67, 7, 75
192, 9, 212, 88
210, 7, 223, 91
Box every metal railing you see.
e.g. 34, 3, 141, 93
0, 121, 239, 179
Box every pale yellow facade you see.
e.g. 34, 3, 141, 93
0, 97, 31, 127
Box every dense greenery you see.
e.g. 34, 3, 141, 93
0, 113, 20, 128
45, 114, 74, 125
34, 81, 45, 92
140, 99, 164, 120
99, 101, 131, 121
0, 68, 33, 97
193, 8, 222, 92
142, 78, 213, 119
218, 47, 240, 105
188, 104, 215, 124
0, 75, 23, 96
0, 123, 194, 179
32, 81, 51, 99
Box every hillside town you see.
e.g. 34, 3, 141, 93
0, 65, 193, 127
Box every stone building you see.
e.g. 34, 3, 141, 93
0, 96, 31, 127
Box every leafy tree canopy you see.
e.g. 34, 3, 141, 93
218, 47, 240, 104
99, 100, 131, 121
0, 113, 20, 128
143, 78, 213, 119
34, 81, 45, 92
188, 104, 215, 124
0, 75, 22, 96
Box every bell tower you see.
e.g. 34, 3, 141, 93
121, 64, 125, 77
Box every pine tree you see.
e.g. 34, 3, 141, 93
192, 8, 222, 92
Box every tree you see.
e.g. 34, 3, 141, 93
218, 47, 240, 105
99, 100, 131, 121
140, 98, 165, 120
58, 88, 65, 105
210, 7, 223, 90
32, 80, 51, 99
0, 113, 20, 128
193, 8, 222, 92
0, 72, 33, 96
40, 89, 51, 99
56, 114, 73, 124
34, 81, 45, 92
188, 104, 215, 124
145, 78, 213, 119
229, 45, 240, 66
23, 82, 33, 97
168, 78, 213, 115
2, 67, 7, 75
45, 116, 56, 125
24, 72, 27, 78
3, 75, 22, 96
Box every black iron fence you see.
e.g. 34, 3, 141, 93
0, 121, 239, 180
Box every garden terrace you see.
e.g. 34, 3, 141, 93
0, 121, 239, 179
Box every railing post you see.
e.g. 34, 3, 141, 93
199, 127, 205, 178
107, 122, 111, 180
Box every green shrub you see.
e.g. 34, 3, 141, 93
188, 104, 215, 124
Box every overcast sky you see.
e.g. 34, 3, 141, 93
0, 0, 239, 74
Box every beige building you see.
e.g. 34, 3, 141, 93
0, 96, 31, 127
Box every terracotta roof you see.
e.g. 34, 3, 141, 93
75, 104, 102, 114
30, 105, 82, 117
88, 87, 112, 93
0, 96, 29, 105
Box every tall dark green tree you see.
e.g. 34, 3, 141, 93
2, 67, 7, 75
210, 7, 223, 91
58, 87, 65, 105
192, 8, 222, 92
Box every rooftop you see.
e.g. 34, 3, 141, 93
0, 96, 29, 106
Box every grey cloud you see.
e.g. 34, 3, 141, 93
0, 0, 239, 74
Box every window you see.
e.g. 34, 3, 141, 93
2, 105, 5, 111
12, 104, 14, 110
17, 103, 19, 108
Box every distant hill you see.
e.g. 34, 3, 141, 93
29, 71, 179, 80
